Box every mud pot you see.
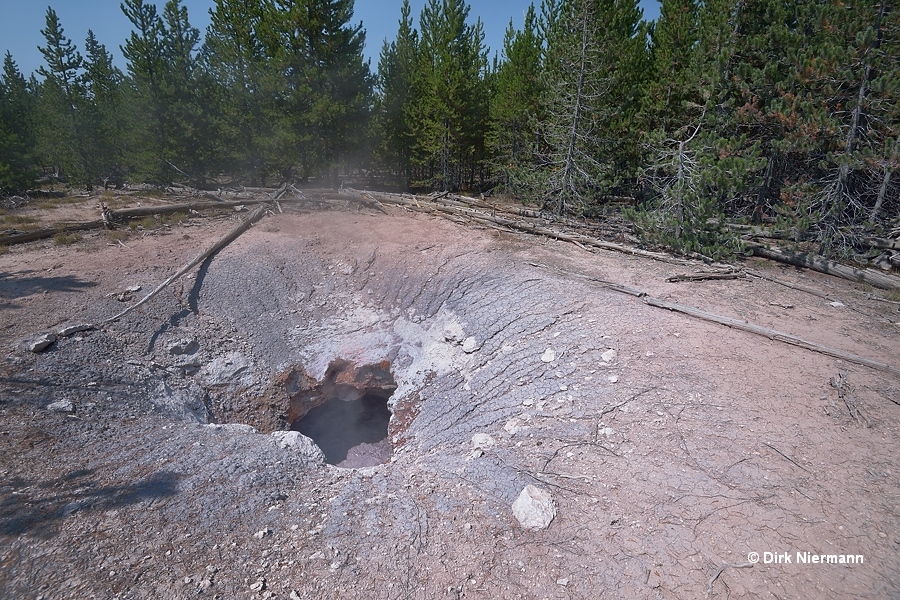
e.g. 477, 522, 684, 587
1, 205, 898, 599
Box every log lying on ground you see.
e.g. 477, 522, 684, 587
93, 184, 287, 327
532, 262, 900, 379
747, 243, 900, 291
0, 221, 105, 245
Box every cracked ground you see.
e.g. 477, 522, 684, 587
1, 204, 898, 599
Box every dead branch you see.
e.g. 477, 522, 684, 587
531, 262, 900, 379
93, 183, 287, 327
706, 562, 753, 596
667, 271, 746, 283
747, 243, 900, 291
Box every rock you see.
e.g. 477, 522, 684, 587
57, 324, 94, 337
200, 352, 253, 387
471, 433, 495, 451
557, 578, 569, 587
512, 485, 556, 530
540, 348, 556, 363
461, 337, 479, 353
168, 338, 199, 355
270, 431, 326, 465
830, 301, 845, 308
600, 349, 617, 363
198, 579, 212, 591
29, 334, 56, 353
249, 578, 265, 592
47, 400, 75, 413
253, 528, 273, 539
290, 592, 301, 600
443, 322, 465, 343
153, 381, 210, 423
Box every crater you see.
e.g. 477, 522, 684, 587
285, 359, 398, 468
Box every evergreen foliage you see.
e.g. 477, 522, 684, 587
0, 0, 896, 263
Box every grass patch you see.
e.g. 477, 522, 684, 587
166, 211, 188, 225
106, 229, 130, 243
54, 232, 82, 246
136, 216, 158, 230
0, 214, 41, 230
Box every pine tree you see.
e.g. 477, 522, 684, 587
410, 0, 488, 190
35, 7, 86, 185
121, 0, 167, 182
488, 4, 543, 194
374, 0, 419, 182
82, 31, 125, 187
203, 0, 272, 184
0, 53, 37, 192
535, 0, 648, 213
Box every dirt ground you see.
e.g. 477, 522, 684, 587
1, 194, 898, 599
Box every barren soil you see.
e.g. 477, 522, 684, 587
1, 196, 898, 599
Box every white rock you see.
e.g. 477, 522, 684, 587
461, 337, 479, 354
270, 431, 326, 465
29, 334, 56, 353
46, 400, 75, 413
253, 528, 272, 539
608, 376, 619, 383
168, 338, 199, 355
512, 485, 556, 530
443, 322, 465, 343
830, 301, 845, 308
600, 349, 617, 363
540, 348, 556, 363
557, 578, 569, 587
471, 433, 495, 451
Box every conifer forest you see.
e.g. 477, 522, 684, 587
0, 0, 898, 260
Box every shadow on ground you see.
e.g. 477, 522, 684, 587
0, 469, 181, 539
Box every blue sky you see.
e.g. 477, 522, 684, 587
0, 0, 661, 78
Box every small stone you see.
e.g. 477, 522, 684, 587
29, 334, 56, 353
599, 427, 614, 437
556, 578, 569, 587
254, 528, 273, 539
512, 485, 557, 530
608, 376, 619, 383
290, 592, 301, 600
830, 301, 845, 308
47, 400, 75, 413
522, 398, 534, 407
249, 579, 265, 592
169, 338, 199, 355
443, 322, 465, 343
471, 433, 495, 451
461, 337, 479, 353
600, 349, 617, 363
198, 579, 212, 590
540, 348, 556, 363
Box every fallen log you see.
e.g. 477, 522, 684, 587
746, 243, 900, 291
532, 262, 900, 379
95, 184, 287, 327
0, 221, 106, 245
666, 271, 745, 283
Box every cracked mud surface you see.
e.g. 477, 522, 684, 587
1, 205, 899, 599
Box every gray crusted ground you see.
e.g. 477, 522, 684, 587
1, 208, 898, 599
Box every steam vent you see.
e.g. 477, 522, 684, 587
3, 206, 898, 599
